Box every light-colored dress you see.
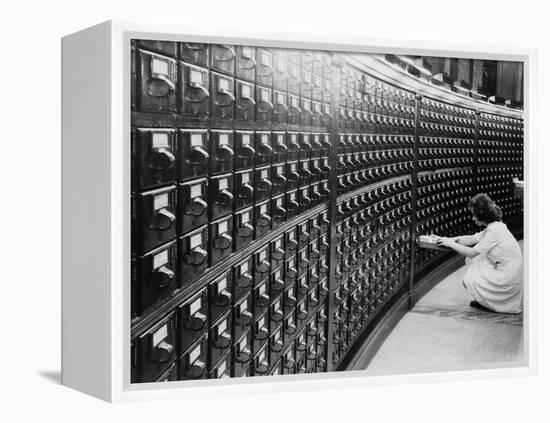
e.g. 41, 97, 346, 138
462, 221, 523, 314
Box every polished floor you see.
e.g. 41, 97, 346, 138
363, 242, 525, 375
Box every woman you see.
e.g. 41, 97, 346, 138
433, 194, 523, 314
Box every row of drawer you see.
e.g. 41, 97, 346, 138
337, 90, 416, 115
340, 64, 415, 104
132, 127, 331, 191
135, 41, 334, 83
337, 149, 414, 172
132, 294, 329, 382
134, 48, 334, 120
338, 133, 414, 151
336, 164, 413, 194
419, 109, 476, 126
133, 209, 331, 315
421, 99, 476, 119
419, 121, 475, 137
133, 177, 330, 255
336, 108, 415, 133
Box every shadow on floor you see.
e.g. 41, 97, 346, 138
37, 370, 61, 384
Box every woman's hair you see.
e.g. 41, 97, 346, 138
469, 193, 502, 224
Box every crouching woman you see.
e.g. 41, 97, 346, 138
434, 193, 523, 314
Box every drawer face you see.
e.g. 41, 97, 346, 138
255, 48, 273, 87
211, 44, 235, 74
233, 258, 253, 301
234, 132, 255, 171
253, 344, 270, 376
132, 314, 177, 383
210, 353, 232, 379
232, 330, 253, 376
180, 42, 209, 66
209, 130, 234, 175
235, 46, 256, 82
209, 312, 232, 368
132, 128, 177, 190
235, 79, 256, 120
211, 72, 235, 119
177, 288, 208, 352
137, 50, 177, 113
256, 86, 273, 121
137, 40, 177, 57
177, 178, 208, 235
272, 195, 287, 229
132, 241, 178, 317
233, 295, 253, 340
179, 226, 209, 285
209, 273, 233, 323
234, 207, 254, 251
179, 336, 208, 380
209, 216, 234, 266
252, 312, 269, 352
133, 186, 177, 255
179, 63, 209, 116
209, 174, 234, 220
178, 129, 209, 181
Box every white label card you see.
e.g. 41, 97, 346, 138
154, 193, 169, 210
190, 298, 202, 315
240, 262, 249, 274
240, 299, 248, 312
190, 70, 203, 84
218, 178, 228, 190
189, 344, 201, 363
259, 284, 266, 295
218, 361, 227, 377
190, 184, 202, 198
261, 170, 268, 179
242, 173, 250, 183
241, 84, 251, 97
219, 78, 230, 91
261, 90, 270, 102
304, 101, 310, 110
190, 233, 202, 249
191, 133, 203, 147
218, 220, 228, 234
259, 250, 266, 260
290, 192, 296, 200
260, 204, 267, 214
154, 250, 169, 269
218, 319, 227, 334
152, 58, 169, 76
152, 132, 169, 148
242, 134, 251, 145
219, 133, 229, 145
152, 324, 168, 347
241, 212, 250, 224
277, 166, 283, 175
291, 97, 298, 106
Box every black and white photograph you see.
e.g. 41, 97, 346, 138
129, 39, 525, 383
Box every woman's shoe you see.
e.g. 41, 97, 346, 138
469, 300, 495, 313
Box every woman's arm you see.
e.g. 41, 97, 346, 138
453, 235, 480, 247
438, 238, 480, 258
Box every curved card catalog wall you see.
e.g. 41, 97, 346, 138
130, 40, 524, 382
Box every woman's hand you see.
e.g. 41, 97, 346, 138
436, 236, 455, 247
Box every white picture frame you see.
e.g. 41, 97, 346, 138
61, 20, 536, 403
